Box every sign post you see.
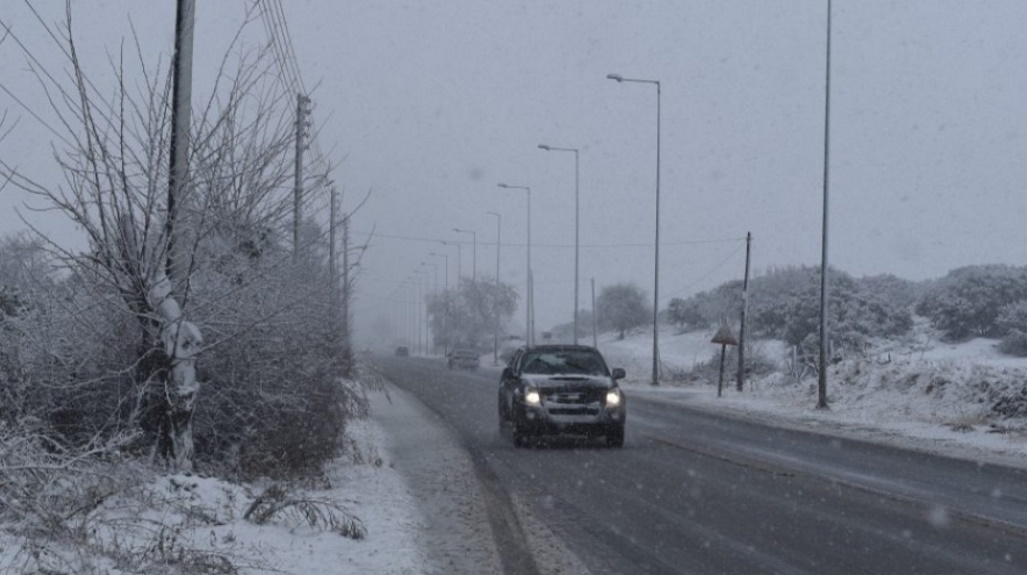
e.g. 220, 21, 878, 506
711, 324, 738, 398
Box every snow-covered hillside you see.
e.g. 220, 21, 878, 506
600, 321, 1027, 468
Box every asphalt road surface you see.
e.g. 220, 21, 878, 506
377, 356, 1027, 575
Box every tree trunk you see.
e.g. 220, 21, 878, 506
148, 271, 202, 472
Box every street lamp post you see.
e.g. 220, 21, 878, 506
405, 276, 419, 355
497, 183, 532, 346
607, 72, 662, 386
539, 144, 580, 345
442, 240, 462, 282
486, 211, 501, 364
421, 261, 438, 354
415, 269, 430, 355
453, 228, 477, 282
818, 0, 834, 410
429, 251, 450, 355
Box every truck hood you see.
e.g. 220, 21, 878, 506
522, 374, 615, 390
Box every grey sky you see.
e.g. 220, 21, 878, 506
4, 1, 1027, 336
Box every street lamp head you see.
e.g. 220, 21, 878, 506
498, 182, 529, 192
606, 73, 624, 82
538, 144, 551, 151
452, 227, 461, 233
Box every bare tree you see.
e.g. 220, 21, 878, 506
0, 6, 331, 472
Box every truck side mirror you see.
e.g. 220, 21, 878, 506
501, 367, 514, 380
611, 368, 626, 381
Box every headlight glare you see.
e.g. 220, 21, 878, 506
605, 389, 622, 407
524, 389, 541, 405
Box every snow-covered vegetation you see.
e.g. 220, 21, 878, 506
0, 14, 377, 573
602, 266, 1027, 463
0, 412, 426, 575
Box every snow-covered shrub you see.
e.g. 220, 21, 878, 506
667, 295, 712, 331
189, 249, 360, 479
992, 386, 1027, 418
917, 264, 1027, 341
671, 266, 916, 356
998, 329, 1027, 357
750, 269, 913, 353
689, 342, 778, 386
996, 301, 1027, 356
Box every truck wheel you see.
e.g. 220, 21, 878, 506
606, 425, 625, 448
513, 426, 528, 448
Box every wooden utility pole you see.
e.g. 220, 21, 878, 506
330, 188, 338, 292
341, 213, 354, 374
737, 232, 752, 392
329, 187, 339, 341
161, 0, 197, 473
342, 214, 350, 337
166, 0, 195, 286
293, 94, 311, 257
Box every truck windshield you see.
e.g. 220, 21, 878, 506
520, 350, 608, 376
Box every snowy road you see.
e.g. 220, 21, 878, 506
378, 357, 1027, 575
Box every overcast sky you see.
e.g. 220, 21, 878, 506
4, 1, 1027, 338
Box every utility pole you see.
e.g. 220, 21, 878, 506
591, 278, 598, 348
167, 0, 195, 287
163, 0, 196, 473
294, 94, 311, 257
329, 187, 338, 323
342, 213, 353, 374
737, 232, 752, 392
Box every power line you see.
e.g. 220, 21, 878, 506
661, 241, 746, 302
348, 229, 745, 250
257, 0, 331, 177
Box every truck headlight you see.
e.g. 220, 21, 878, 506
524, 389, 541, 405
605, 389, 622, 408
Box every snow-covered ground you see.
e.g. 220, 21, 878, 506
0, 389, 432, 575
601, 322, 1027, 470
6, 323, 1025, 574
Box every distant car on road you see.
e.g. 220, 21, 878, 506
395, 346, 410, 357
498, 344, 626, 448
448, 348, 480, 369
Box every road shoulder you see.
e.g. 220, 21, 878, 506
369, 382, 504, 574
624, 384, 1027, 471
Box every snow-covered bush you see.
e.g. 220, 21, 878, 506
671, 266, 915, 356
748, 268, 913, 353
686, 342, 778, 387
996, 300, 1027, 356
916, 264, 1027, 341
189, 244, 362, 478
